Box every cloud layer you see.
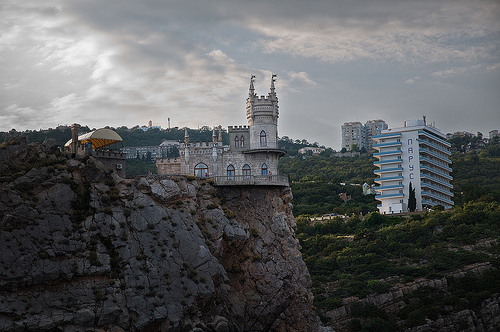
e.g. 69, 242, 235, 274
1, 0, 499, 148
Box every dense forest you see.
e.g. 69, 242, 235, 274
298, 198, 500, 330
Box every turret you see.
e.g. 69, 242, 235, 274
246, 75, 279, 150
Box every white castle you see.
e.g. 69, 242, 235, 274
156, 75, 288, 186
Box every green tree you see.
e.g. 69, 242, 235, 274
408, 181, 416, 212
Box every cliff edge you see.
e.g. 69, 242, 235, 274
0, 138, 323, 331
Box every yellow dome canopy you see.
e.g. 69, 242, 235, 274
64, 128, 123, 149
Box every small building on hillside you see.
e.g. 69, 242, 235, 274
64, 125, 126, 177
298, 147, 325, 156
156, 75, 288, 186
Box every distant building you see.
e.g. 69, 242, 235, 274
121, 141, 180, 160
362, 183, 376, 195
140, 120, 162, 131
364, 120, 389, 149
342, 119, 388, 151
298, 147, 325, 156
339, 192, 352, 202
490, 130, 499, 140
341, 121, 365, 151
373, 119, 454, 214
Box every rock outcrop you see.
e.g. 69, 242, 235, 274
0, 138, 323, 331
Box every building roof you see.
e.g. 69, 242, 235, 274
64, 128, 123, 149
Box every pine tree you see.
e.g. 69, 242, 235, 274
408, 181, 417, 212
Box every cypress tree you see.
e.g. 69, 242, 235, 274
408, 181, 417, 212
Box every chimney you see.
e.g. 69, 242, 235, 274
71, 123, 80, 155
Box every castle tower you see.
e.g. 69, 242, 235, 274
246, 74, 279, 150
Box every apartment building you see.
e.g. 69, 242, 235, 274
342, 120, 388, 151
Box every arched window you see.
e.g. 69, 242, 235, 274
242, 164, 251, 179
194, 163, 208, 177
240, 136, 244, 148
235, 136, 239, 148
261, 163, 268, 175
260, 131, 267, 146
227, 165, 235, 180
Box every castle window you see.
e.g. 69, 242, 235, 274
240, 136, 244, 148
242, 164, 251, 179
194, 163, 209, 177
260, 131, 267, 146
261, 163, 268, 175
227, 165, 235, 180
235, 136, 239, 148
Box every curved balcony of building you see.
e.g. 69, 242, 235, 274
374, 176, 404, 184
373, 133, 402, 140
421, 191, 454, 205
373, 150, 402, 157
420, 157, 452, 172
373, 141, 402, 149
374, 158, 403, 166
374, 166, 403, 174
421, 182, 454, 196
420, 174, 453, 188
418, 130, 451, 147
375, 192, 404, 199
420, 165, 453, 180
419, 147, 452, 164
375, 184, 404, 191
418, 139, 451, 156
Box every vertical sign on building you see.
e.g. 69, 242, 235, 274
407, 138, 414, 180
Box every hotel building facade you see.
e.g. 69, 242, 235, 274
373, 119, 454, 214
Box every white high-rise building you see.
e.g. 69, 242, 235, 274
373, 119, 454, 214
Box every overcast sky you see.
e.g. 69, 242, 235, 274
1, 0, 499, 149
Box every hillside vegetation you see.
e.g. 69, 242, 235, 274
290, 144, 500, 331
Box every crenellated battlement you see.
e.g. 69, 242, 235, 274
228, 125, 249, 132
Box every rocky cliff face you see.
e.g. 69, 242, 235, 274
0, 138, 323, 331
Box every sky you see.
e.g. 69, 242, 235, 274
1, 0, 499, 149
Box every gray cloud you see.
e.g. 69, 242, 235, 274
0, 0, 498, 148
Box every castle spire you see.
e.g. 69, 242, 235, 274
184, 127, 190, 144
212, 127, 217, 143
249, 74, 256, 97
270, 74, 277, 94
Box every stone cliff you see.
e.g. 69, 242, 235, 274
0, 138, 324, 331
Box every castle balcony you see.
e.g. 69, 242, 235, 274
243, 148, 286, 156
213, 175, 289, 187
